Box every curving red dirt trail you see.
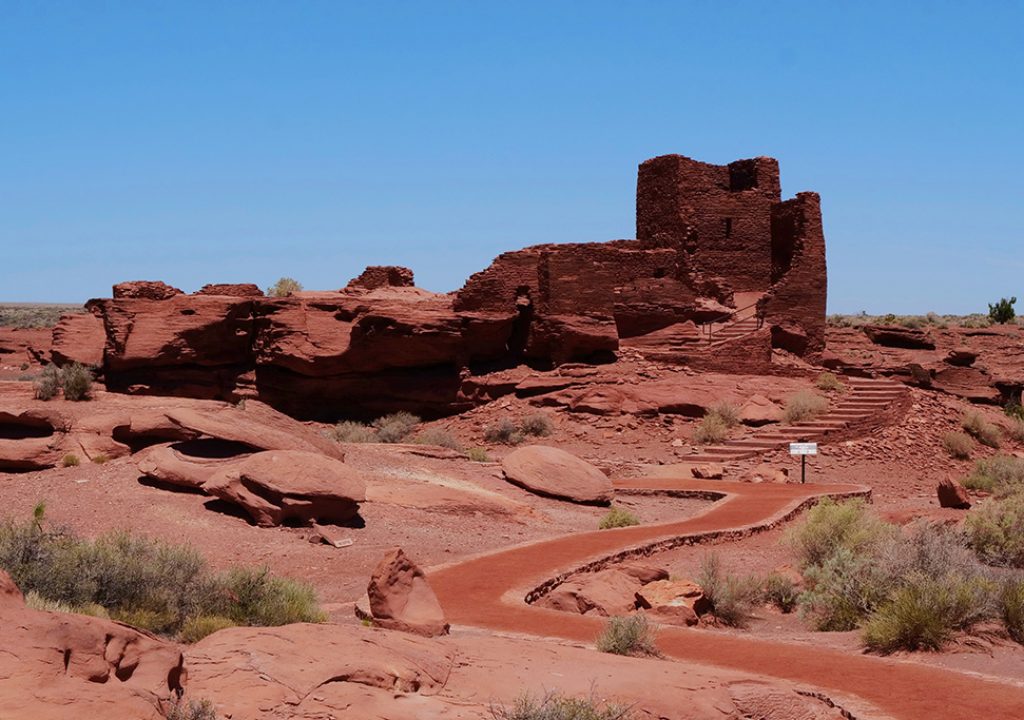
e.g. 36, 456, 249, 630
429, 476, 1024, 719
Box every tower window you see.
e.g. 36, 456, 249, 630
723, 218, 733, 238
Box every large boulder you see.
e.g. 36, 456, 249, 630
202, 451, 366, 527
366, 548, 448, 637
536, 568, 641, 616
635, 579, 711, 626
936, 477, 971, 509
501, 445, 613, 504
50, 312, 106, 367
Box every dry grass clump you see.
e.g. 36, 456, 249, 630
372, 411, 421, 443
961, 455, 1024, 495
962, 410, 1002, 449
692, 401, 740, 445
696, 554, 762, 627
814, 372, 845, 392
595, 614, 658, 657
466, 447, 491, 462
598, 506, 640, 530
484, 419, 524, 445
267, 277, 302, 297
942, 431, 974, 460
414, 427, 463, 451
164, 696, 218, 720
0, 508, 324, 641
61, 453, 80, 468
1007, 418, 1024, 444
329, 421, 377, 443
965, 493, 1024, 568
782, 390, 828, 424
520, 413, 553, 437
490, 691, 633, 720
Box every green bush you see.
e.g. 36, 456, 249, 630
1002, 578, 1024, 644
520, 413, 553, 437
782, 390, 828, 424
692, 413, 729, 445
595, 613, 657, 656
787, 497, 894, 569
33, 365, 60, 400
988, 297, 1017, 324
60, 363, 93, 401
491, 691, 633, 720
267, 277, 302, 297
815, 372, 845, 392
0, 513, 324, 640
466, 447, 491, 462
800, 547, 897, 631
329, 421, 377, 443
862, 574, 996, 653
414, 427, 463, 451
372, 412, 420, 443
598, 506, 640, 530
763, 572, 799, 613
179, 615, 237, 644
165, 696, 218, 720
962, 411, 1002, 449
61, 453, 80, 468
484, 419, 523, 445
696, 554, 762, 627
942, 431, 974, 460
961, 455, 1024, 494
966, 494, 1024, 567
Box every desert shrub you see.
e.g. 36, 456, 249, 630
0, 513, 324, 639
267, 277, 302, 297
692, 413, 729, 445
962, 410, 1002, 449
60, 363, 93, 401
763, 572, 799, 613
372, 412, 420, 443
179, 615, 237, 644
25, 590, 109, 618
165, 696, 217, 720
782, 390, 828, 424
484, 419, 524, 446
696, 554, 762, 627
1002, 578, 1024, 643
61, 453, 80, 467
942, 431, 974, 460
814, 372, 845, 392
329, 421, 377, 443
491, 691, 633, 720
1005, 400, 1024, 421
787, 497, 894, 569
800, 547, 896, 631
520, 413, 553, 437
988, 297, 1017, 324
707, 401, 740, 427
595, 614, 657, 656
598, 506, 640, 530
965, 494, 1024, 567
961, 455, 1024, 495
466, 447, 491, 462
415, 427, 463, 451
862, 574, 996, 653
33, 365, 60, 400
1007, 418, 1024, 444
91, 453, 110, 465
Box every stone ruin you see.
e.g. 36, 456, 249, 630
51, 153, 827, 419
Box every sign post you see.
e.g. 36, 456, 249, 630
789, 442, 818, 484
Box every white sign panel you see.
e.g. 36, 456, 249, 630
789, 442, 818, 456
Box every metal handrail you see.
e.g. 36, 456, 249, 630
701, 298, 765, 341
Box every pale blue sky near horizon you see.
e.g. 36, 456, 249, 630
2, 2, 1021, 312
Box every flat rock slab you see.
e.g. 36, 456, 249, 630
501, 445, 613, 504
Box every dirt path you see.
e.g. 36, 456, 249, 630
428, 477, 1024, 719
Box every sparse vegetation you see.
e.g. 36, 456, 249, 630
0, 304, 83, 329
1002, 578, 1024, 643
33, 365, 60, 400
0, 510, 324, 641
988, 297, 1017, 325
763, 572, 799, 613
61, 453, 80, 468
414, 427, 463, 451
329, 421, 377, 444
965, 493, 1024, 568
595, 614, 658, 656
179, 615, 237, 643
942, 431, 974, 460
961, 455, 1024, 495
372, 411, 421, 443
60, 362, 93, 401
1008, 418, 1024, 444
520, 412, 553, 437
782, 390, 828, 424
598, 506, 640, 530
491, 691, 633, 720
814, 372, 845, 392
91, 453, 110, 465
164, 696, 218, 720
466, 447, 491, 462
962, 410, 1002, 449
267, 277, 302, 297
330, 413, 422, 443
696, 554, 762, 627
484, 419, 524, 446
692, 413, 729, 445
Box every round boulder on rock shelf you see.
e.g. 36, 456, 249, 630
501, 445, 613, 504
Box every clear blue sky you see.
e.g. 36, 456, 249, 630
2, 2, 1021, 313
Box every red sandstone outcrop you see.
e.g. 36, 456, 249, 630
366, 548, 448, 636
537, 568, 645, 616
195, 283, 264, 296
50, 311, 105, 366
862, 324, 936, 350
635, 579, 712, 626
346, 265, 415, 290
501, 445, 613, 504
0, 570, 185, 720
112, 280, 183, 300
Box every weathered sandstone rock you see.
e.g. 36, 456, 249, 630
936, 477, 971, 509
501, 445, 613, 504
367, 548, 448, 636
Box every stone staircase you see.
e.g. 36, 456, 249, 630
687, 377, 908, 463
